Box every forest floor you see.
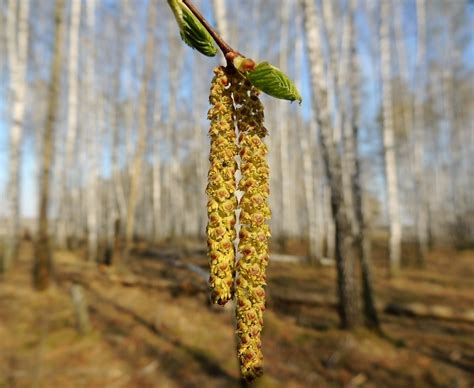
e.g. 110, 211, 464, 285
0, 241, 473, 388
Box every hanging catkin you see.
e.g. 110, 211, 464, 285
232, 73, 271, 381
206, 66, 238, 305
167, 2, 301, 383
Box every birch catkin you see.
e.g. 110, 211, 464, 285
233, 74, 270, 380
206, 66, 238, 305
168, 2, 301, 382
207, 67, 271, 380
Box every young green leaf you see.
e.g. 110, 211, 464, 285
167, 0, 217, 57
246, 62, 302, 103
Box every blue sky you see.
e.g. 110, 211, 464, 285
0, 0, 473, 219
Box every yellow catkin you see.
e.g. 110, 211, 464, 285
206, 66, 238, 305
231, 73, 271, 381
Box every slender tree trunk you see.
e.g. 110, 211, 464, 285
108, 5, 127, 265
350, 0, 380, 330
338, 4, 357, 235
295, 19, 321, 262
321, 0, 341, 143
324, 183, 335, 260
164, 21, 184, 238
3, 0, 29, 271
301, 0, 360, 329
413, 0, 428, 266
212, 0, 228, 40
278, 0, 293, 240
85, 0, 99, 263
57, 0, 81, 248
112, 94, 127, 224
348, 1, 379, 328
353, 156, 379, 329
34, 0, 66, 290
96, 94, 107, 254
394, 0, 420, 254
189, 58, 207, 237
394, 0, 414, 150
152, 75, 162, 242
380, 0, 402, 276
124, 0, 156, 260
300, 124, 323, 262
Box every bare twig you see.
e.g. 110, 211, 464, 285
181, 0, 239, 64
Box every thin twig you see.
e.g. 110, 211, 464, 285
181, 0, 238, 62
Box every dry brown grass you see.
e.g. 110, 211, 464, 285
0, 241, 473, 387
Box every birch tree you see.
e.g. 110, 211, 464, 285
347, 0, 379, 329
85, 0, 99, 262
150, 5, 164, 242
295, 15, 322, 262
108, 1, 130, 260
152, 76, 163, 242
124, 0, 156, 260
57, 0, 81, 248
3, 0, 29, 271
380, 0, 402, 276
278, 0, 293, 239
34, 0, 66, 290
212, 0, 228, 40
300, 0, 361, 329
413, 0, 428, 265
162, 19, 185, 238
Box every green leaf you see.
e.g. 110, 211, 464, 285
246, 62, 302, 103
167, 0, 217, 57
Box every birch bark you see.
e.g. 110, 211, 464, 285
111, 0, 128, 239
57, 0, 81, 248
413, 0, 428, 265
34, 0, 66, 290
212, 0, 228, 40
380, 0, 402, 276
124, 0, 156, 258
279, 0, 292, 239
294, 7, 322, 261
3, 0, 29, 271
85, 0, 99, 262
301, 0, 360, 328
152, 66, 162, 242
348, 0, 379, 329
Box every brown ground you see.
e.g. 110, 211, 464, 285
0, 241, 473, 388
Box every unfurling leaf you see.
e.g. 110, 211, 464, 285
167, 0, 217, 57
246, 62, 302, 103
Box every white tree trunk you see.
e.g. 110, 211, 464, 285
394, 0, 413, 135
348, 0, 379, 329
164, 21, 185, 238
338, 5, 357, 236
4, 0, 29, 270
278, 0, 292, 238
380, 0, 402, 276
301, 0, 360, 328
321, 0, 341, 144
152, 76, 162, 242
34, 0, 66, 290
125, 0, 156, 255
413, 0, 428, 265
294, 9, 322, 261
57, 0, 81, 248
85, 0, 99, 262
212, 0, 228, 40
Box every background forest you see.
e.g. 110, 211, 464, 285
0, 0, 473, 387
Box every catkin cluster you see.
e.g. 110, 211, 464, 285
233, 74, 270, 380
206, 66, 238, 305
207, 67, 270, 381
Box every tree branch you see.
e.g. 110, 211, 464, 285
181, 0, 238, 63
